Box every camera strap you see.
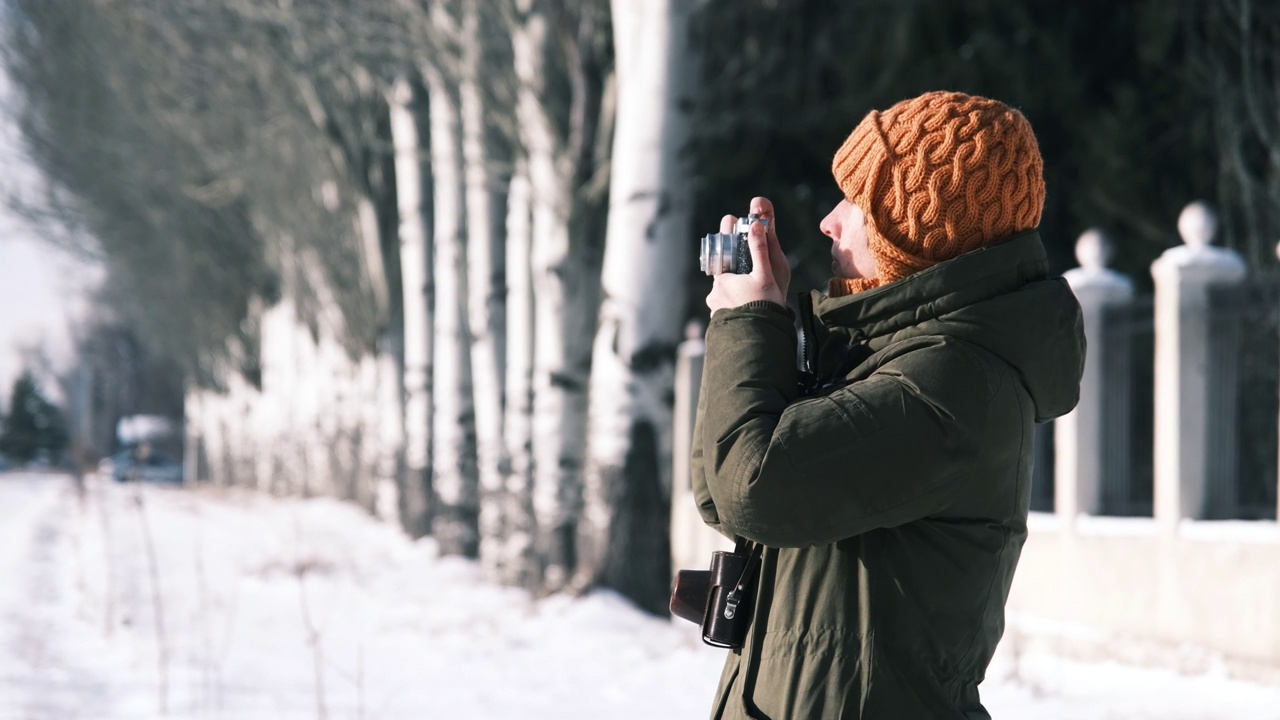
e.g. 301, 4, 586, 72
722, 538, 764, 620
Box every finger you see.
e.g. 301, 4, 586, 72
749, 196, 777, 239
746, 217, 775, 285
749, 196, 774, 223
750, 196, 783, 255
719, 214, 737, 235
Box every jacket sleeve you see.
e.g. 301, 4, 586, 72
689, 368, 733, 539
700, 305, 987, 548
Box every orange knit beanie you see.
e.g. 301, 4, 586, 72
828, 91, 1045, 296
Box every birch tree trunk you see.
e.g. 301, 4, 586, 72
578, 0, 698, 613
374, 334, 406, 517
460, 2, 512, 577
500, 158, 538, 587
389, 75, 435, 538
314, 75, 403, 518
510, 2, 609, 591
355, 196, 404, 518
374, 92, 410, 522
425, 62, 481, 558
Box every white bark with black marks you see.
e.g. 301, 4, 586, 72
426, 62, 481, 558
389, 75, 435, 538
509, 0, 612, 593
579, 0, 698, 613
460, 2, 511, 578
500, 159, 537, 587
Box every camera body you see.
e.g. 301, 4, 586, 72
670, 547, 758, 649
699, 214, 766, 276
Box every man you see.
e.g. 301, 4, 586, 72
691, 90, 1085, 718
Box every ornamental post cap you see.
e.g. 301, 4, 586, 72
1075, 228, 1113, 272
1178, 201, 1217, 250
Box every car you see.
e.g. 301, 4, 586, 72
105, 449, 184, 484
134, 454, 184, 484
99, 449, 131, 480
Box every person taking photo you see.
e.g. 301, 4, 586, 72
692, 90, 1086, 719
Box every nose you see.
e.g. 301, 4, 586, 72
820, 206, 839, 239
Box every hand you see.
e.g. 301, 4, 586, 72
706, 196, 791, 315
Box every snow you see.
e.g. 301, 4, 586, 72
1179, 519, 1280, 544
1030, 510, 1280, 544
1073, 514, 1161, 537
2, 472, 1279, 719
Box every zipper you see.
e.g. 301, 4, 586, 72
798, 292, 873, 396
798, 291, 817, 376
795, 292, 821, 395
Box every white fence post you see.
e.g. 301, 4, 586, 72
1058, 230, 1134, 520
1151, 202, 1246, 530
670, 322, 732, 575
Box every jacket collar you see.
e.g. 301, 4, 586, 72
809, 230, 1050, 345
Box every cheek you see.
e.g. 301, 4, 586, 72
855, 241, 877, 274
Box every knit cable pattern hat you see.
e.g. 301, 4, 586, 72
829, 91, 1045, 296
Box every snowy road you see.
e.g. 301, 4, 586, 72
0, 474, 124, 719
1, 473, 1278, 719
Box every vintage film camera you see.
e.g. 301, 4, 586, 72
699, 214, 767, 276
669, 541, 762, 649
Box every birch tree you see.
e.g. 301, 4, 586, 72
500, 158, 538, 586
509, 0, 613, 592
424, 10, 482, 555
459, 2, 515, 577
578, 0, 697, 612
389, 75, 436, 538
280, 60, 407, 515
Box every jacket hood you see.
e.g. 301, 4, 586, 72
809, 230, 1084, 422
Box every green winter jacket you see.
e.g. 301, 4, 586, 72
691, 230, 1084, 719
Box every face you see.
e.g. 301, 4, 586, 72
820, 200, 878, 280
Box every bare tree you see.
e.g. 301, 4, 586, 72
423, 1, 481, 557
509, 0, 613, 592
500, 157, 539, 586
5, 0, 416, 516
577, 0, 697, 612
389, 74, 436, 537
460, 1, 515, 579
1190, 0, 1280, 268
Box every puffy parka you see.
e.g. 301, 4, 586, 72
691, 231, 1085, 719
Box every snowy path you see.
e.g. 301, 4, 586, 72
0, 473, 1278, 719
0, 474, 126, 718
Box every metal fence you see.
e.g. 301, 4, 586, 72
1028, 296, 1157, 517
1099, 296, 1156, 517
1030, 422, 1054, 512
1207, 277, 1280, 520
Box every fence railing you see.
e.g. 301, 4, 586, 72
1029, 423, 1054, 512
1099, 296, 1155, 517
1207, 277, 1280, 519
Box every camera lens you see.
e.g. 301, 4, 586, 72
700, 233, 736, 276
700, 216, 760, 276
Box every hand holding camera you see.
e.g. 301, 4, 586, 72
704, 196, 791, 314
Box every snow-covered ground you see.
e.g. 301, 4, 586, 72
1, 472, 1278, 720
